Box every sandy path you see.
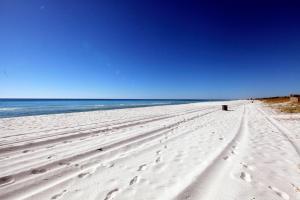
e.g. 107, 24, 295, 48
0, 101, 299, 200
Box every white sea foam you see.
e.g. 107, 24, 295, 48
0, 107, 20, 111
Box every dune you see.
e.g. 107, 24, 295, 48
0, 100, 299, 200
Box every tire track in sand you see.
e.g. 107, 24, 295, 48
0, 107, 211, 154
0, 108, 216, 176
257, 108, 300, 157
0, 108, 220, 200
173, 105, 248, 200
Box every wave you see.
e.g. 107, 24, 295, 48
0, 107, 20, 111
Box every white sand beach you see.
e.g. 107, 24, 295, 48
0, 100, 300, 200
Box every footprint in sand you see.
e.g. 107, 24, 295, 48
240, 171, 252, 182
291, 183, 300, 192
138, 164, 147, 171
31, 168, 47, 174
105, 163, 114, 168
59, 161, 70, 166
240, 162, 255, 171
223, 156, 229, 160
51, 190, 67, 199
104, 188, 119, 200
268, 186, 290, 200
156, 150, 161, 155
78, 172, 90, 178
129, 176, 139, 185
155, 157, 161, 163
0, 176, 15, 187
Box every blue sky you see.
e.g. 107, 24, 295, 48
0, 0, 300, 99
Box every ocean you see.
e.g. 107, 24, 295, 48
0, 99, 224, 118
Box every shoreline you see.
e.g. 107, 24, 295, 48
0, 99, 231, 119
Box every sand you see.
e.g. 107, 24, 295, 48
0, 100, 299, 200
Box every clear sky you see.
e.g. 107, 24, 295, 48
0, 0, 300, 99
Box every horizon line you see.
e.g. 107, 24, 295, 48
0, 98, 235, 101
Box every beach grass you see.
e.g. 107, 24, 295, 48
260, 97, 289, 104
276, 103, 300, 113
259, 97, 300, 113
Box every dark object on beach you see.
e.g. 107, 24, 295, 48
97, 148, 103, 151
222, 105, 228, 111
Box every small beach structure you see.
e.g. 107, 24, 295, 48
222, 105, 228, 111
290, 94, 300, 103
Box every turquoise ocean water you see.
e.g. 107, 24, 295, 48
0, 99, 224, 118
